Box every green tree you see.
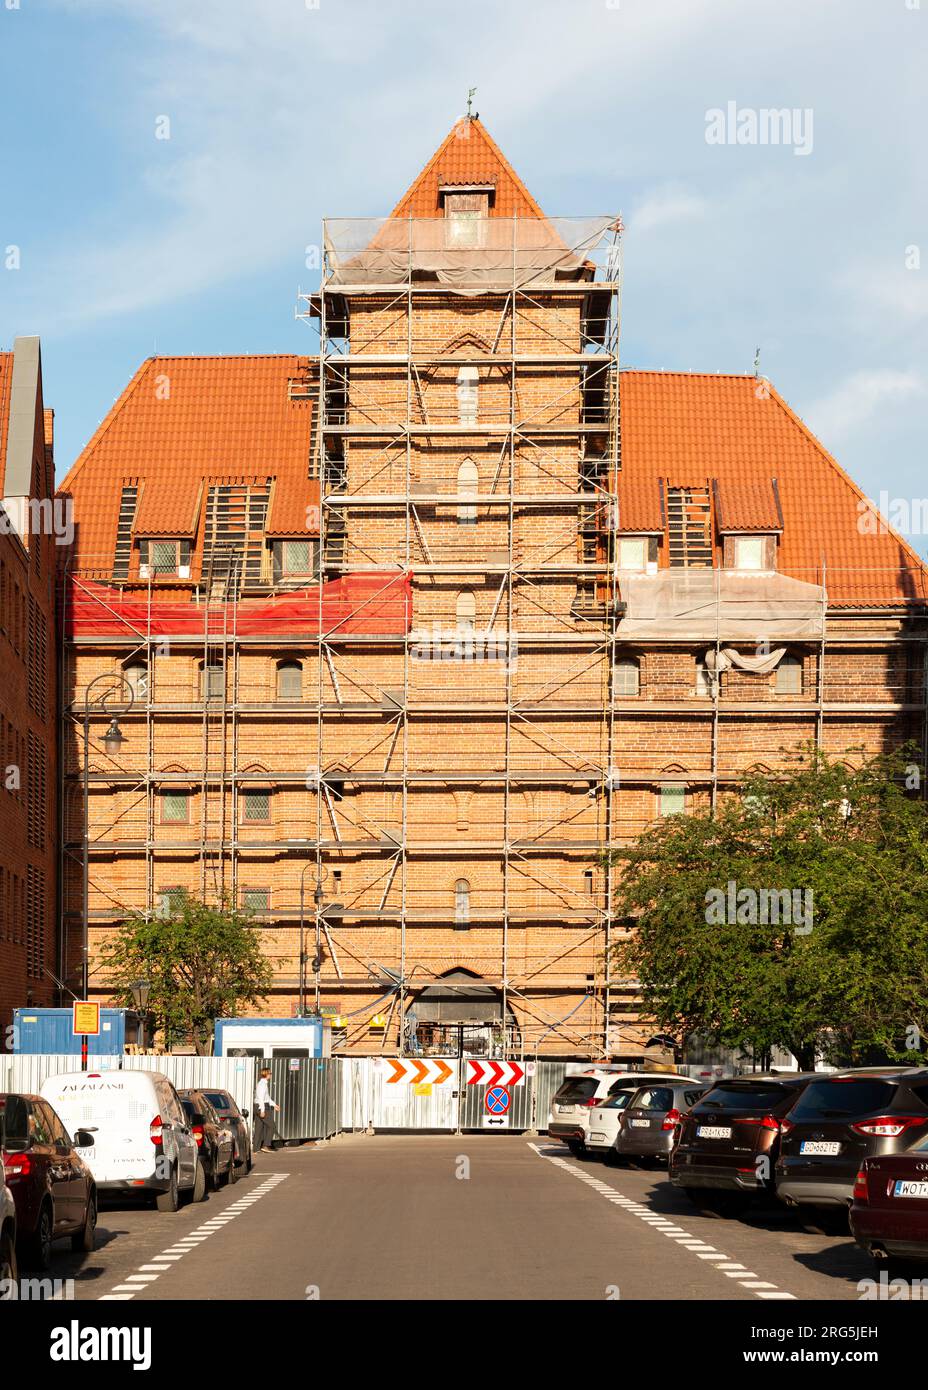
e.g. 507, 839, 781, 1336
101, 893, 274, 1054
608, 745, 928, 1069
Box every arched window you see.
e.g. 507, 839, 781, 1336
456, 366, 478, 426
456, 458, 478, 525
614, 656, 640, 698
277, 660, 302, 700
454, 878, 470, 927
123, 661, 148, 702
455, 589, 476, 636
775, 654, 802, 694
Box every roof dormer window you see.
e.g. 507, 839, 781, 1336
139, 538, 190, 579
441, 186, 492, 248
732, 535, 771, 572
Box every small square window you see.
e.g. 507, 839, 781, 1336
775, 655, 803, 694
161, 791, 189, 824
273, 539, 317, 583
618, 538, 647, 571
243, 790, 270, 823
659, 784, 685, 817
242, 888, 270, 917
158, 887, 186, 917
733, 537, 765, 571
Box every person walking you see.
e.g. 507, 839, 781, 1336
253, 1067, 279, 1153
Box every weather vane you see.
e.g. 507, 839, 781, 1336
466, 87, 477, 119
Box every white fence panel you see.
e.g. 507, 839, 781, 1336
340, 1057, 460, 1131
4, 1054, 255, 1118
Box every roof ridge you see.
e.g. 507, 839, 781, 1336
387, 116, 546, 220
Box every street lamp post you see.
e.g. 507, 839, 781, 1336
298, 862, 322, 1018
129, 977, 151, 1050
81, 674, 133, 1070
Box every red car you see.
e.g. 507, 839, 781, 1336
0, 1093, 97, 1270
850, 1135, 928, 1275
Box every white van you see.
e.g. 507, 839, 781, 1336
39, 1069, 203, 1211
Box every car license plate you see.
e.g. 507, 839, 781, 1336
697, 1125, 732, 1139
799, 1141, 841, 1155
894, 1180, 928, 1198
589, 1133, 606, 1144
630, 1119, 650, 1127
557, 1105, 573, 1114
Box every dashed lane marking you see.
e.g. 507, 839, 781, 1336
529, 1143, 797, 1301
97, 1172, 288, 1301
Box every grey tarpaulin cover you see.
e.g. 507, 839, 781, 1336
616, 570, 825, 642
324, 216, 617, 292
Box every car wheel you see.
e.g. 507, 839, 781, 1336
246, 1146, 253, 1174
192, 1159, 207, 1203
567, 1140, 585, 1158
219, 1156, 232, 1188
0, 1229, 17, 1294
71, 1193, 97, 1253
155, 1165, 179, 1212
229, 1152, 241, 1184
23, 1201, 53, 1271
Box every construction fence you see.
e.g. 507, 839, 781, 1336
2, 1053, 574, 1139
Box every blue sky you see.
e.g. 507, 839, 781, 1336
1, 0, 925, 544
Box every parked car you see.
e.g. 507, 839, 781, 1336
0, 1154, 16, 1295
196, 1089, 253, 1174
671, 1073, 815, 1211
849, 1133, 928, 1274
775, 1068, 928, 1221
0, 1093, 97, 1270
548, 1069, 690, 1155
614, 1079, 711, 1164
585, 1091, 634, 1160
40, 1069, 205, 1211
178, 1091, 236, 1190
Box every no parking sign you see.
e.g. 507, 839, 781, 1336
483, 1085, 511, 1129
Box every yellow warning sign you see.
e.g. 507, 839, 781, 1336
413, 1083, 433, 1097
72, 1001, 100, 1035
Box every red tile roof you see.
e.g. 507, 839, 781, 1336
618, 371, 928, 607
58, 354, 318, 575
0, 352, 13, 495
389, 117, 547, 220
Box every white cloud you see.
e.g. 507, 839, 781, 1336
629, 187, 708, 234
806, 369, 926, 444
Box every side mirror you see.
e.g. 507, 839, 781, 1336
242, 1109, 250, 1119
74, 1130, 95, 1148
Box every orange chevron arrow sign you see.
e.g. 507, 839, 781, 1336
386, 1058, 454, 1085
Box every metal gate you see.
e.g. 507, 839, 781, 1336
270, 1057, 338, 1141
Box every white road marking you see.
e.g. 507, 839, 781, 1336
528, 1142, 797, 1301
98, 1172, 288, 1301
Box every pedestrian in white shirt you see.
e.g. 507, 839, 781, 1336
253, 1068, 279, 1153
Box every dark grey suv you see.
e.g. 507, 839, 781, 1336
614, 1080, 710, 1163
776, 1069, 928, 1216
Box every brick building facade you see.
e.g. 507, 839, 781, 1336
57, 120, 928, 1058
0, 337, 58, 1035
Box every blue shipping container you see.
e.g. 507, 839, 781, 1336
12, 1008, 138, 1056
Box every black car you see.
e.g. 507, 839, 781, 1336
670, 1073, 815, 1211
178, 1092, 236, 1191
775, 1068, 928, 1217
196, 1089, 253, 1175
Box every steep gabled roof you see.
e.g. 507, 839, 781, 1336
388, 116, 547, 220
57, 354, 318, 576
618, 371, 928, 608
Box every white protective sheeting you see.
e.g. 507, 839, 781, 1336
616, 570, 825, 642
324, 216, 617, 291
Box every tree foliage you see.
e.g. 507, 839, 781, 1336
608, 745, 928, 1068
101, 893, 274, 1054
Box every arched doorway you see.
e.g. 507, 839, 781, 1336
404, 969, 520, 1059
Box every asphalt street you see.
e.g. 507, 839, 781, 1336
40, 1135, 886, 1302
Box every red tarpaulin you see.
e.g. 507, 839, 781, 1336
63, 572, 412, 639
